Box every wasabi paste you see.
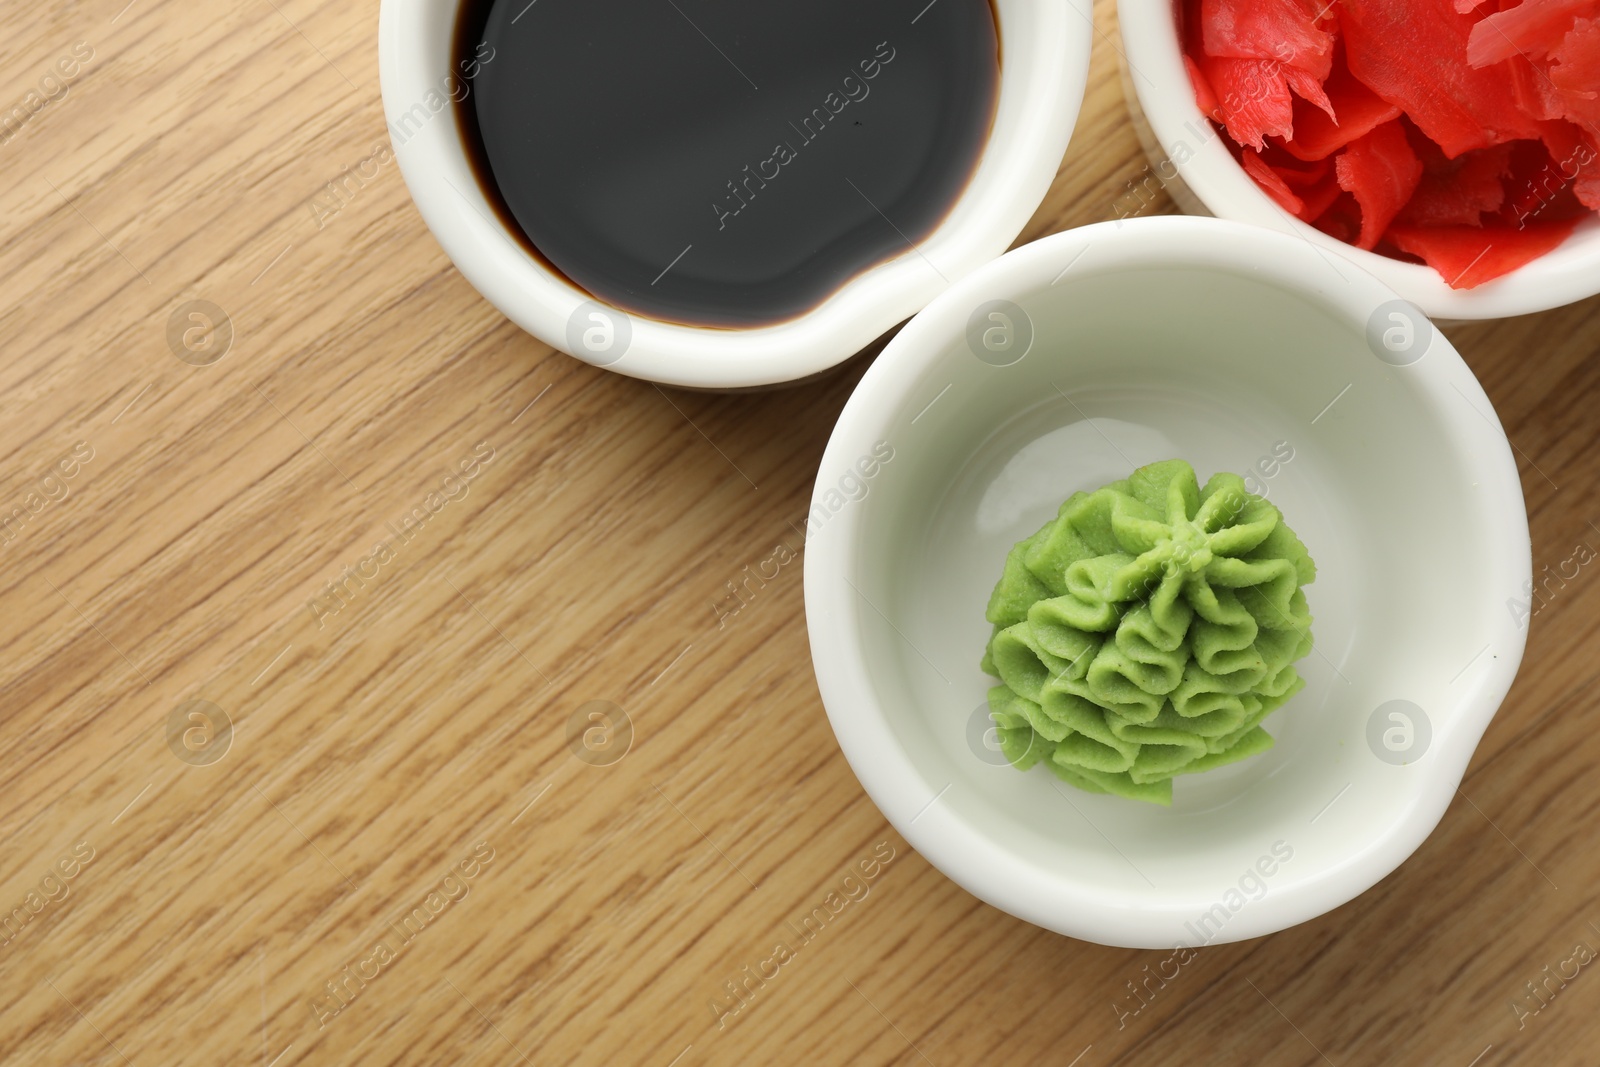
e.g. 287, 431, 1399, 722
981, 459, 1316, 805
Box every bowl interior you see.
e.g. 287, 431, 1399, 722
816, 222, 1528, 944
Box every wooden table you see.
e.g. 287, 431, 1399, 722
2, 1, 1596, 1064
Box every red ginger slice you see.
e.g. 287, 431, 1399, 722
1386, 218, 1581, 286
1467, 0, 1599, 67
1185, 54, 1222, 120
1335, 121, 1426, 248
1281, 45, 1406, 160
1238, 150, 1342, 222
1268, 151, 1334, 188
1580, 159, 1600, 208
1341, 0, 1543, 157
1544, 17, 1600, 136
1505, 52, 1560, 120
1243, 150, 1307, 213
1313, 190, 1363, 243
1398, 139, 1515, 225
1199, 54, 1296, 148
1257, 148, 1346, 218
1492, 135, 1588, 224
1201, 0, 1337, 79
1284, 65, 1338, 120
1299, 172, 1347, 219
1535, 119, 1600, 211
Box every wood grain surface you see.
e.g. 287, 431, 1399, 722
2, 1, 1598, 1065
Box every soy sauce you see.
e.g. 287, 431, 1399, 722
452, 0, 999, 327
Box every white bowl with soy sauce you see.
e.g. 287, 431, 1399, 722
379, 0, 1093, 389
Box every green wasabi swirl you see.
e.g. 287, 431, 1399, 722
980, 459, 1316, 805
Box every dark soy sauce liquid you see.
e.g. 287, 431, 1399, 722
454, 0, 999, 327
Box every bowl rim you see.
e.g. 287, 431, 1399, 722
802, 214, 1531, 947
1114, 0, 1600, 321
376, 0, 1095, 388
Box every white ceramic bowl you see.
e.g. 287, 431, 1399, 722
1116, 0, 1600, 320
377, 0, 1092, 389
804, 216, 1530, 947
